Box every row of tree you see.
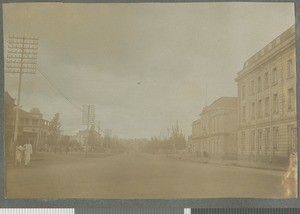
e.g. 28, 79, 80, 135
143, 122, 186, 153
46, 113, 127, 154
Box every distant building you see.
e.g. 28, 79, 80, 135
191, 97, 238, 159
5, 91, 50, 151
235, 25, 296, 163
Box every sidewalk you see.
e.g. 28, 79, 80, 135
168, 153, 288, 172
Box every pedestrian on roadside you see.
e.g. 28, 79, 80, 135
282, 148, 297, 197
24, 141, 33, 167
15, 143, 24, 167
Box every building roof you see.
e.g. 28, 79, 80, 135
192, 118, 201, 125
5, 91, 16, 105
208, 97, 237, 108
201, 97, 237, 114
236, 24, 295, 80
30, 108, 41, 114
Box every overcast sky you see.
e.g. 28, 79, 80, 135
3, 2, 295, 139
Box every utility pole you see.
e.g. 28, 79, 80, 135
6, 35, 38, 148
82, 104, 95, 130
82, 104, 95, 156
98, 120, 100, 134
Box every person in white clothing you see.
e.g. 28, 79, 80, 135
24, 142, 33, 167
15, 144, 24, 166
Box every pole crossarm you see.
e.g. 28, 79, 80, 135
82, 104, 96, 128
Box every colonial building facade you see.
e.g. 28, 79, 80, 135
191, 97, 238, 159
5, 91, 51, 152
235, 25, 296, 163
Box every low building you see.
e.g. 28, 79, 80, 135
191, 97, 238, 159
235, 25, 296, 163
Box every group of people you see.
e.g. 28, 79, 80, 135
15, 142, 33, 167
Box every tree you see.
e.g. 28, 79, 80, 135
47, 113, 61, 150
87, 125, 97, 149
170, 121, 186, 150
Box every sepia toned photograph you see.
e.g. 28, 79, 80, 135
3, 2, 297, 199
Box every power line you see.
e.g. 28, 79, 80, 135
37, 67, 83, 112
5, 38, 83, 113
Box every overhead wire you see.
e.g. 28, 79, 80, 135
36, 67, 83, 112
4, 38, 82, 112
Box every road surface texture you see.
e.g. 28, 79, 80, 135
6, 152, 286, 198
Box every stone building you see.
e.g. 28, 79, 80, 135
191, 97, 238, 159
235, 25, 296, 163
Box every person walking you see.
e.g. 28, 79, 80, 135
15, 144, 24, 167
24, 141, 33, 167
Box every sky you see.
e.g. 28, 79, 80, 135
3, 2, 295, 139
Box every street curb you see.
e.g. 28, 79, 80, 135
169, 155, 287, 172
232, 163, 287, 172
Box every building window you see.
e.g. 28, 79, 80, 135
250, 131, 255, 151
242, 106, 246, 122
287, 88, 295, 111
273, 127, 279, 151
273, 94, 278, 114
257, 129, 262, 151
288, 125, 296, 153
264, 72, 269, 89
257, 76, 262, 92
287, 59, 294, 78
265, 128, 270, 152
265, 97, 270, 117
242, 85, 246, 100
272, 67, 278, 84
241, 132, 246, 152
251, 80, 255, 95
258, 99, 262, 118
251, 102, 255, 119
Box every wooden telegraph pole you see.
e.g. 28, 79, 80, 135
6, 35, 38, 148
82, 104, 95, 156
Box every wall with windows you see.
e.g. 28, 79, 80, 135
236, 25, 296, 163
191, 97, 238, 159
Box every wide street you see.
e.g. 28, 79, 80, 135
6, 152, 285, 198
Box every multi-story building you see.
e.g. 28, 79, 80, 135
235, 25, 296, 163
191, 97, 238, 159
5, 91, 51, 151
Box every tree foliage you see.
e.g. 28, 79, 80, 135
47, 113, 61, 146
144, 122, 186, 152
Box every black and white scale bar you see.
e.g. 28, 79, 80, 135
191, 208, 300, 214
0, 209, 74, 214
1, 208, 300, 214
76, 208, 184, 214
